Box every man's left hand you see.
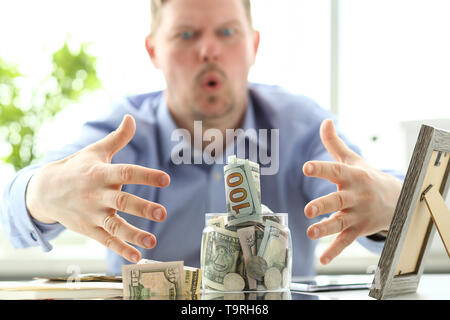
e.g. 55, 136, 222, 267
302, 119, 403, 265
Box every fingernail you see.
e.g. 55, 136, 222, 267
131, 254, 139, 263
118, 115, 128, 128
313, 227, 320, 238
159, 175, 170, 186
153, 208, 164, 221
143, 236, 154, 248
322, 257, 330, 265
305, 163, 314, 175
310, 205, 318, 217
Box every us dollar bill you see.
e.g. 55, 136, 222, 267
183, 266, 202, 296
203, 226, 241, 291
122, 261, 184, 299
136, 260, 201, 295
224, 155, 262, 227
205, 215, 226, 228
237, 226, 257, 289
257, 220, 289, 272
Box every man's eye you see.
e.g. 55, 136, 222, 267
180, 31, 195, 40
220, 28, 235, 37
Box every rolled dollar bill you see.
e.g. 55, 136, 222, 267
203, 226, 241, 291
224, 155, 261, 226
257, 220, 289, 271
237, 226, 257, 289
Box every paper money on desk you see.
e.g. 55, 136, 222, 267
0, 279, 123, 300
34, 273, 122, 282
122, 260, 201, 299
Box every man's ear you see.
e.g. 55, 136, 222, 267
251, 30, 260, 66
145, 35, 161, 69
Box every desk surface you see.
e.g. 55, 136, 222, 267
298, 274, 450, 300
0, 274, 448, 300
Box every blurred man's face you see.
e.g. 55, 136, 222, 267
147, 0, 259, 128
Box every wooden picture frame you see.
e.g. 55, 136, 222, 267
369, 125, 450, 300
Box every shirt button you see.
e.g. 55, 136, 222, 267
214, 171, 222, 182
30, 231, 38, 241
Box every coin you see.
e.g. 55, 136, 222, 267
264, 267, 282, 290
281, 267, 289, 289
223, 273, 245, 292
246, 256, 268, 281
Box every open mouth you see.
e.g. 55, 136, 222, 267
207, 80, 218, 88
201, 73, 223, 91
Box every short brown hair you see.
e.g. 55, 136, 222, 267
150, 0, 253, 36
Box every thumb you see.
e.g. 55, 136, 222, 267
320, 119, 359, 163
94, 114, 136, 162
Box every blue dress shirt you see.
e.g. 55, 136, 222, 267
0, 84, 402, 277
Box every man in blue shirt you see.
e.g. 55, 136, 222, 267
0, 0, 403, 277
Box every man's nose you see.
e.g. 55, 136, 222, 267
198, 33, 221, 63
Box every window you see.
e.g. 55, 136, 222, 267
337, 0, 450, 173
325, 0, 450, 274
250, 0, 331, 109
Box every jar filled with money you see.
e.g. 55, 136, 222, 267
200, 212, 292, 292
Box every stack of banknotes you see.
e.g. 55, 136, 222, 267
201, 156, 291, 292
122, 259, 201, 299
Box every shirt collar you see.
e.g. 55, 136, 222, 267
157, 92, 265, 165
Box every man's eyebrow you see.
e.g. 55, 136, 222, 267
218, 19, 244, 28
171, 24, 197, 31
171, 19, 244, 31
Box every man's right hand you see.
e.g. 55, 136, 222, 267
25, 114, 170, 263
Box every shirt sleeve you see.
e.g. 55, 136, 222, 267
0, 165, 65, 252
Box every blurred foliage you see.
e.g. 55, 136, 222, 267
0, 42, 101, 171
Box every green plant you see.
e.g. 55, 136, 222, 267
0, 42, 101, 171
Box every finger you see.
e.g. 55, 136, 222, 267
88, 226, 142, 263
304, 191, 355, 218
92, 114, 136, 162
319, 228, 359, 265
307, 212, 354, 239
303, 161, 350, 185
103, 164, 170, 187
320, 119, 359, 164
102, 213, 157, 250
102, 190, 167, 222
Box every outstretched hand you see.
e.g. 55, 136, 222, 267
302, 119, 402, 265
26, 115, 171, 263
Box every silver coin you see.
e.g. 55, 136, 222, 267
223, 273, 245, 292
264, 267, 282, 290
281, 267, 290, 289
246, 256, 268, 281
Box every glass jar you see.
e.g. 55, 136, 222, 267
200, 213, 292, 292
